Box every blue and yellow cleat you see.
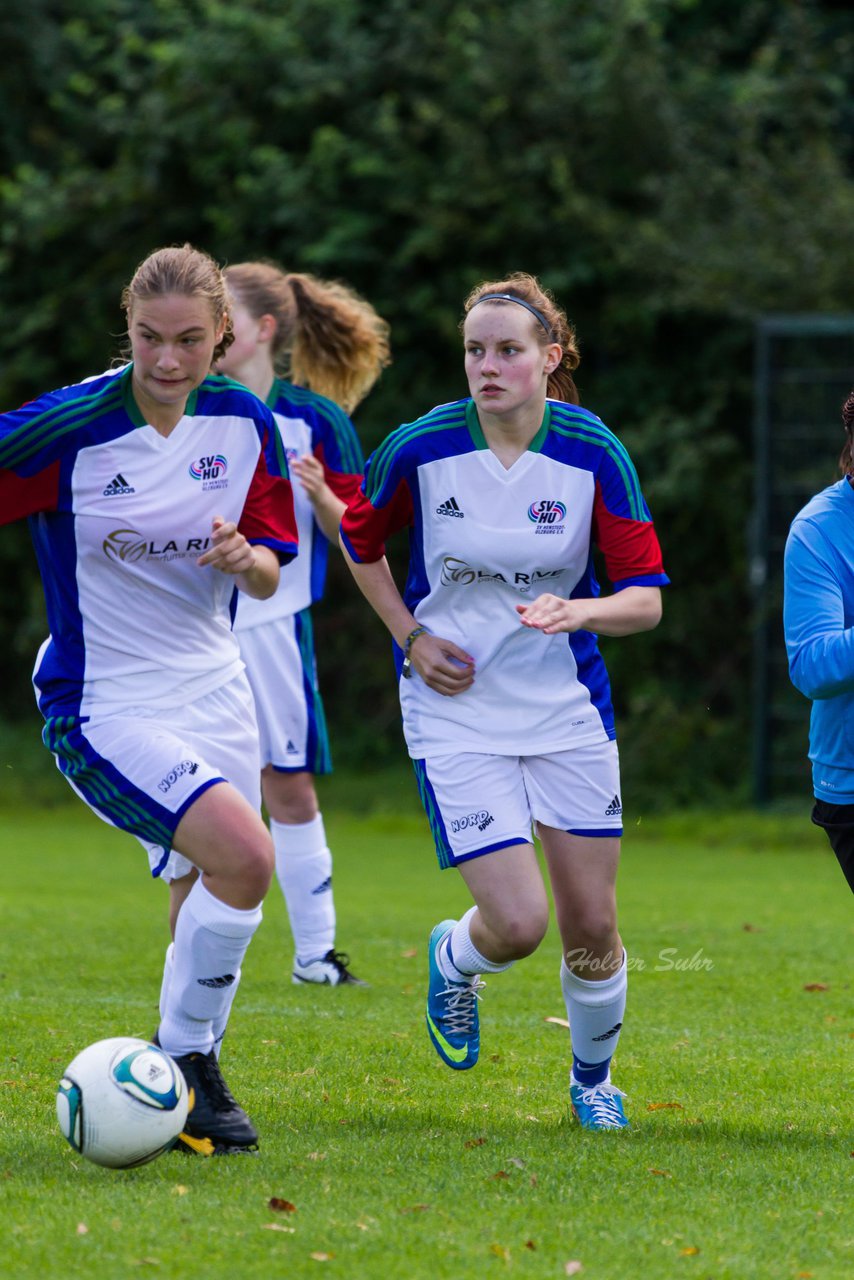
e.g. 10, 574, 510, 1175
570, 1079, 629, 1130
425, 919, 483, 1070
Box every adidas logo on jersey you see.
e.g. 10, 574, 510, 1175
436, 496, 464, 518
604, 794, 623, 817
103, 473, 135, 496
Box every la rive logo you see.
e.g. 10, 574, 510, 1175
189, 454, 229, 491
528, 499, 567, 534
103, 528, 212, 563
440, 556, 562, 594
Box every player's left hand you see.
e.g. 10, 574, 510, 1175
516, 593, 588, 634
196, 515, 257, 575
290, 453, 327, 500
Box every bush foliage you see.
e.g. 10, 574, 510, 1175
1, 1, 853, 801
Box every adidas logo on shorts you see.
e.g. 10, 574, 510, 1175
604, 794, 622, 816
436, 496, 464, 518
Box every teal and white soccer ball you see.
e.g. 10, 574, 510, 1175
56, 1037, 188, 1168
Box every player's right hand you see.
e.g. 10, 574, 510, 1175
407, 633, 475, 696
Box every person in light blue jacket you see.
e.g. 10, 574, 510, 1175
783, 387, 854, 893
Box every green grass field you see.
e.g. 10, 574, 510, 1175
1, 785, 851, 1280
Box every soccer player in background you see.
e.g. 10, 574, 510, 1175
0, 245, 298, 1154
783, 386, 854, 894
340, 273, 668, 1130
212, 261, 390, 987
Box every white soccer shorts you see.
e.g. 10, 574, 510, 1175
45, 674, 261, 881
236, 609, 331, 774
411, 739, 623, 869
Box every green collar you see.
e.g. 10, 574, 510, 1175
121, 364, 199, 426
465, 399, 551, 453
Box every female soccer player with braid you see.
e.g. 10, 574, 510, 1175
340, 273, 668, 1129
215, 263, 390, 987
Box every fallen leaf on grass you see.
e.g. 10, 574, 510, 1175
399, 1204, 431, 1214
76, 1224, 89, 1236
401, 948, 418, 958
564, 1262, 583, 1276
803, 983, 829, 992
294, 1067, 317, 1077
310, 1252, 335, 1262
172, 1185, 188, 1196
507, 1157, 526, 1169
741, 923, 763, 933
647, 1102, 684, 1111
490, 1170, 510, 1180
269, 1198, 297, 1213
525, 1240, 537, 1251
544, 1016, 570, 1028
490, 1244, 511, 1261
464, 1137, 487, 1148
648, 1168, 671, 1177
261, 1224, 295, 1234
307, 1152, 326, 1162
679, 1246, 700, 1256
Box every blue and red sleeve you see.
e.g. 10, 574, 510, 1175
239, 450, 298, 565
339, 478, 414, 563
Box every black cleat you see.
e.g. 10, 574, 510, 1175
292, 948, 368, 987
170, 1049, 259, 1156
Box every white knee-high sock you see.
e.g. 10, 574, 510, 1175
158, 878, 261, 1057
439, 906, 514, 982
159, 940, 241, 1060
159, 941, 174, 1024
561, 951, 627, 1087
271, 813, 335, 963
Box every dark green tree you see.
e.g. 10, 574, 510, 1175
1, 0, 852, 799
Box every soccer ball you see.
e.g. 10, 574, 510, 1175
56, 1037, 188, 1169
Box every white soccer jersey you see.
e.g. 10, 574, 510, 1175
0, 366, 297, 720
341, 398, 668, 759
234, 379, 363, 629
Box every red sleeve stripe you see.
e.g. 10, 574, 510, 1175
593, 486, 665, 584
0, 461, 60, 525
339, 480, 413, 563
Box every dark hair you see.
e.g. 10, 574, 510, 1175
223, 262, 390, 413
121, 244, 234, 364
461, 272, 580, 405
840, 387, 854, 475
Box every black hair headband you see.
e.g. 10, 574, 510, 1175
470, 293, 553, 338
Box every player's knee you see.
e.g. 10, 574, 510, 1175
496, 903, 549, 958
262, 769, 318, 824
568, 903, 618, 952
228, 831, 274, 900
